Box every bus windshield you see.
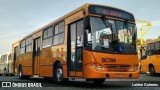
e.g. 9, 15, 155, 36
85, 17, 137, 54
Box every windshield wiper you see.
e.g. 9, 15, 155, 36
101, 18, 114, 42
101, 18, 112, 29
101, 18, 120, 53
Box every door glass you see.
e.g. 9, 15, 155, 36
69, 20, 83, 72
37, 38, 41, 55
76, 20, 83, 71
14, 47, 18, 60
70, 23, 76, 71
35, 40, 37, 56
33, 37, 41, 75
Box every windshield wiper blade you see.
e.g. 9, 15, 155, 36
101, 18, 114, 41
101, 18, 111, 28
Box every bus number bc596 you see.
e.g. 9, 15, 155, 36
102, 58, 116, 63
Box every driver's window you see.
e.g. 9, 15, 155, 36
155, 42, 160, 55
128, 23, 134, 35
128, 23, 135, 43
108, 20, 118, 41
86, 29, 92, 43
116, 21, 125, 43
108, 20, 117, 34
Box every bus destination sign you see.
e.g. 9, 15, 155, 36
88, 5, 135, 21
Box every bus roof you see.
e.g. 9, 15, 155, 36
143, 38, 160, 45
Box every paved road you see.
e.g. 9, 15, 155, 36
0, 73, 160, 90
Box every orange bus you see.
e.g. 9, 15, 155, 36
12, 3, 139, 84
141, 39, 160, 76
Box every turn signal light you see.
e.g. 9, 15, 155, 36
87, 63, 103, 71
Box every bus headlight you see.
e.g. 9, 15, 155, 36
87, 63, 103, 71
129, 65, 138, 72
97, 65, 102, 71
130, 67, 135, 71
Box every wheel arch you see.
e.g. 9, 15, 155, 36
149, 63, 156, 72
149, 63, 154, 68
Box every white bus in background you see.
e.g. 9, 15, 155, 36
0, 55, 1, 76
0, 52, 14, 76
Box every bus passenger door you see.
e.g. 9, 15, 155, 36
33, 37, 41, 75
68, 20, 83, 77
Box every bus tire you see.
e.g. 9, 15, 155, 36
93, 79, 105, 85
54, 63, 68, 84
149, 65, 155, 76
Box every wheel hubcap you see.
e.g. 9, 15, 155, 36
56, 68, 63, 81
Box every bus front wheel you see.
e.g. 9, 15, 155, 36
149, 65, 156, 76
54, 63, 68, 84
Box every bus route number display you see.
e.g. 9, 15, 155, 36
89, 5, 135, 21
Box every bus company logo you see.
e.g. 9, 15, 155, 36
2, 82, 11, 87
102, 58, 116, 63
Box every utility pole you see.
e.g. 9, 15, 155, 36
136, 19, 151, 60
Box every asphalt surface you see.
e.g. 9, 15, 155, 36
0, 73, 160, 90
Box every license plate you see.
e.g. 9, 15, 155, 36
115, 74, 123, 78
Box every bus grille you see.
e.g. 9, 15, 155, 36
105, 64, 130, 72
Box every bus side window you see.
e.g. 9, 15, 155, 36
142, 47, 147, 60
155, 42, 160, 55
20, 40, 26, 54
147, 44, 151, 56
43, 27, 53, 48
26, 37, 32, 53
147, 43, 155, 56
4, 54, 7, 63
8, 54, 11, 60
150, 43, 155, 55
53, 22, 64, 45
157, 48, 160, 55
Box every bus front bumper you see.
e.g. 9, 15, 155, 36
84, 66, 140, 79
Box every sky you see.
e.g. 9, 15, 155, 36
0, 0, 160, 54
